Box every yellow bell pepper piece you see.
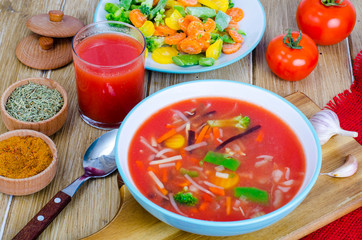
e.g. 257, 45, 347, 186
165, 8, 174, 18
166, 0, 175, 9
197, 0, 218, 10
144, 48, 148, 59
209, 170, 240, 189
206, 38, 223, 60
214, 0, 229, 12
152, 47, 179, 64
139, 21, 155, 37
165, 9, 183, 30
164, 134, 185, 149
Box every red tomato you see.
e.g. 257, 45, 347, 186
296, 0, 356, 45
266, 30, 319, 81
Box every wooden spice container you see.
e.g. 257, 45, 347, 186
16, 10, 84, 70
0, 129, 57, 196
0, 78, 68, 136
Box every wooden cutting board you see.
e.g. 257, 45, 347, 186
83, 92, 362, 240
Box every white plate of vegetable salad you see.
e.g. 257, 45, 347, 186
94, 0, 266, 74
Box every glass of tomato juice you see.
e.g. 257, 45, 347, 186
72, 21, 146, 129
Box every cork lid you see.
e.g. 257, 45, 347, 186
15, 34, 73, 70
26, 10, 84, 38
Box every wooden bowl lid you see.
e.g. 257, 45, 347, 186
26, 10, 84, 38
15, 34, 72, 70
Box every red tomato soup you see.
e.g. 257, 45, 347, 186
129, 97, 305, 221
73, 33, 144, 124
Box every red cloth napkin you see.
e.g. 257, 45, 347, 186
302, 207, 362, 240
302, 51, 362, 239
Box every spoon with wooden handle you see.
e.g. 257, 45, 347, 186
12, 129, 118, 240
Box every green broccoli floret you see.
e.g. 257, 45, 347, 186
104, 3, 120, 13
173, 192, 198, 206
150, 0, 167, 19
207, 115, 250, 129
146, 36, 165, 52
105, 7, 131, 24
228, 0, 235, 9
141, 0, 153, 8
139, 4, 150, 16
154, 9, 166, 26
210, 32, 220, 44
139, 0, 152, 16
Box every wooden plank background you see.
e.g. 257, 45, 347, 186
0, 0, 360, 239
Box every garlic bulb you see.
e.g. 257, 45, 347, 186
321, 154, 358, 178
309, 109, 358, 145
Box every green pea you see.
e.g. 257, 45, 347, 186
185, 7, 216, 20
199, 57, 215, 67
172, 54, 203, 67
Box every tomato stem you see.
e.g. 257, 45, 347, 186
321, 0, 344, 7
283, 29, 302, 50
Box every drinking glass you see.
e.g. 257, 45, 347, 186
72, 21, 146, 129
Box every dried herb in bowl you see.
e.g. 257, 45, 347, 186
5, 82, 64, 122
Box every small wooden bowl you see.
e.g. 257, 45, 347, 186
0, 78, 68, 136
0, 129, 57, 196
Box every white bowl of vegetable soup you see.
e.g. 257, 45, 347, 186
115, 79, 322, 236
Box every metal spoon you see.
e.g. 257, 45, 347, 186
13, 129, 118, 240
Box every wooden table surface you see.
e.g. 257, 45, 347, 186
0, 0, 361, 239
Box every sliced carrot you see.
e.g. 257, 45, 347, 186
153, 29, 166, 37
175, 160, 182, 170
226, 7, 244, 22
204, 18, 216, 33
204, 125, 212, 139
179, 15, 202, 33
178, 0, 198, 7
196, 31, 211, 51
147, 166, 159, 175
166, 123, 176, 128
228, 30, 244, 43
155, 24, 177, 36
179, 148, 186, 157
161, 168, 168, 183
184, 15, 202, 23
187, 21, 204, 36
199, 201, 209, 211
129, 9, 146, 28
179, 37, 202, 54
225, 19, 239, 32
176, 40, 184, 52
212, 127, 220, 140
157, 128, 177, 143
178, 180, 190, 187
222, 42, 242, 54
256, 131, 264, 142
158, 186, 168, 196
202, 193, 213, 202
226, 196, 232, 215
195, 125, 209, 144
165, 32, 187, 45
209, 187, 225, 196
178, 18, 188, 33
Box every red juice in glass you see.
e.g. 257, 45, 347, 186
72, 21, 145, 129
